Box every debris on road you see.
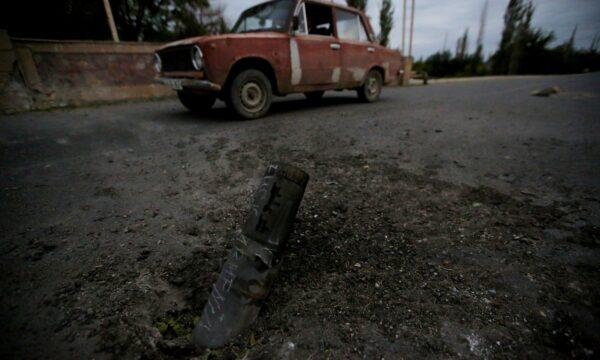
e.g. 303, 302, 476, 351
193, 163, 309, 348
531, 86, 561, 97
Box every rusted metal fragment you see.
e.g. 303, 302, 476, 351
193, 163, 309, 348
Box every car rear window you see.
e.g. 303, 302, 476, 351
335, 9, 369, 42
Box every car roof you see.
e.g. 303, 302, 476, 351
306, 0, 363, 14
251, 0, 363, 15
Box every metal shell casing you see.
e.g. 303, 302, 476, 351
193, 163, 309, 348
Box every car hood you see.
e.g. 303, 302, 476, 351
157, 32, 289, 51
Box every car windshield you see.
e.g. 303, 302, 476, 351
232, 0, 295, 33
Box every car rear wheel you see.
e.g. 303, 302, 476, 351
227, 69, 272, 119
304, 91, 325, 101
357, 69, 383, 103
177, 91, 216, 113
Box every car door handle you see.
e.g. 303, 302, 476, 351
330, 43, 341, 50
368, 47, 375, 53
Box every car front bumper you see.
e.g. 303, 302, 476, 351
156, 77, 222, 92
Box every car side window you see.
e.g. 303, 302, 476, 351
295, 3, 308, 35
304, 3, 335, 37
335, 9, 368, 42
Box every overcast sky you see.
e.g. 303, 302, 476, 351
213, 0, 600, 59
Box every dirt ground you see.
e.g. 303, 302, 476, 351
1, 74, 599, 359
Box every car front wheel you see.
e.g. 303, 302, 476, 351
227, 69, 273, 119
357, 69, 383, 103
177, 91, 216, 113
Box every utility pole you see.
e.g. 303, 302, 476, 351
409, 0, 415, 58
102, 0, 120, 42
401, 0, 407, 55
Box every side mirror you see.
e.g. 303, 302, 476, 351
292, 16, 300, 32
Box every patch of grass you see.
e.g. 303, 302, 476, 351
154, 312, 199, 339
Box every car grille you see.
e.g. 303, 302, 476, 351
158, 46, 195, 72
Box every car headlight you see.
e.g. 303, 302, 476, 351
191, 45, 203, 71
154, 53, 162, 73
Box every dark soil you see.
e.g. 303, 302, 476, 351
1, 144, 598, 359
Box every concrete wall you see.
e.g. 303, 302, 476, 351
0, 31, 173, 113
0, 30, 414, 113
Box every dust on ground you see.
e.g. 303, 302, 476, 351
1, 137, 598, 359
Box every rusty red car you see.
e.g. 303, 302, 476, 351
155, 0, 403, 119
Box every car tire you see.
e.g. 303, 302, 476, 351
357, 69, 383, 103
227, 69, 273, 119
304, 91, 325, 101
177, 91, 217, 113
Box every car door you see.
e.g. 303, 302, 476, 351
334, 8, 374, 88
290, 1, 342, 87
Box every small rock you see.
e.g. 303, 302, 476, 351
137, 250, 151, 261
531, 86, 560, 97
520, 188, 536, 196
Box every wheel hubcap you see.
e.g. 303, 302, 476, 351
240, 82, 265, 111
367, 76, 379, 96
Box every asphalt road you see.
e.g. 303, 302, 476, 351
2, 73, 599, 224
1, 73, 599, 358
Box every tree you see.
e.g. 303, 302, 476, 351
507, 1, 533, 74
346, 0, 367, 11
567, 25, 578, 52
1, 0, 229, 41
491, 0, 554, 75
2, 0, 112, 40
109, 0, 228, 42
415, 0, 599, 78
591, 33, 600, 53
378, 0, 393, 47
491, 0, 524, 74
455, 28, 469, 59
475, 0, 488, 61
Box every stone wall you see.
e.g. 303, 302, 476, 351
0, 31, 173, 113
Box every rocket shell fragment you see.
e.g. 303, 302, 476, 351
193, 163, 309, 348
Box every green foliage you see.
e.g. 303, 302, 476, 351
475, 0, 488, 61
489, 0, 554, 74
1, 0, 229, 41
455, 29, 469, 59
154, 313, 199, 339
414, 50, 487, 78
490, 0, 555, 74
346, 0, 367, 12
415, 0, 600, 78
491, 0, 522, 74
3, 0, 112, 40
378, 0, 393, 47
110, 0, 229, 41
